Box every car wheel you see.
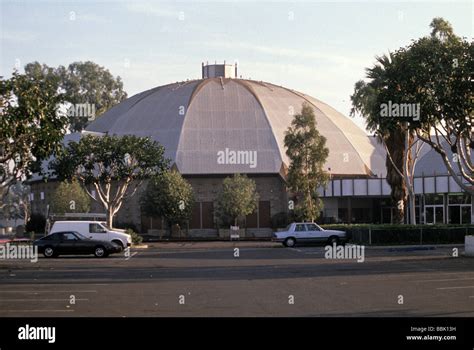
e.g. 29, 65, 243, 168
94, 246, 108, 258
328, 236, 339, 245
112, 240, 124, 251
284, 237, 296, 247
43, 246, 55, 258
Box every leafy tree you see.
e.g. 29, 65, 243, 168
0, 71, 67, 204
351, 16, 473, 221
430, 17, 454, 39
51, 180, 91, 214
141, 170, 195, 229
401, 18, 473, 195
1, 182, 31, 225
23, 61, 127, 132
284, 103, 329, 222
351, 54, 417, 224
215, 174, 259, 227
50, 134, 169, 228
24, 62, 62, 91
58, 61, 127, 131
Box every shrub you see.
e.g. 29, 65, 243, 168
51, 180, 90, 214
126, 229, 143, 245
320, 223, 474, 245
141, 171, 195, 228
215, 174, 258, 227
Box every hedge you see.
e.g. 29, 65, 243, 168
320, 224, 474, 245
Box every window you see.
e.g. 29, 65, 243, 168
351, 208, 371, 223
40, 192, 44, 200
425, 207, 434, 224
448, 194, 471, 205
89, 223, 107, 233
461, 206, 471, 224
425, 194, 444, 205
449, 206, 461, 224
295, 224, 306, 232
61, 232, 78, 241
381, 207, 392, 224
424, 195, 445, 224
305, 223, 320, 231
415, 195, 422, 225
425, 206, 444, 224
435, 207, 444, 224
448, 194, 472, 224
338, 208, 348, 223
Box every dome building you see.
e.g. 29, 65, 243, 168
81, 62, 386, 236
27, 63, 473, 235
87, 63, 386, 178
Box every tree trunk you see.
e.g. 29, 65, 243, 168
404, 131, 416, 225
409, 192, 416, 225
385, 130, 408, 224
395, 200, 405, 224
23, 203, 30, 226
107, 208, 114, 229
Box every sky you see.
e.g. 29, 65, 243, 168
1, 0, 472, 132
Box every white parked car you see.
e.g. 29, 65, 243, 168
49, 221, 131, 250
273, 222, 347, 247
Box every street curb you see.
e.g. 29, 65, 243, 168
132, 244, 148, 249
143, 242, 465, 250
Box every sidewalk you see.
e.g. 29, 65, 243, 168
146, 241, 281, 249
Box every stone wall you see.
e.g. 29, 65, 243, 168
28, 174, 288, 235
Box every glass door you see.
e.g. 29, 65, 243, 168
425, 205, 444, 224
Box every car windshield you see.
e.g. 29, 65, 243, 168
285, 224, 292, 231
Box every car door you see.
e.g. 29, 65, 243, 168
40, 233, 60, 252
305, 223, 324, 243
58, 232, 78, 254
73, 233, 94, 254
294, 224, 308, 242
88, 223, 108, 242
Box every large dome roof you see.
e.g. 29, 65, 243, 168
86, 78, 386, 177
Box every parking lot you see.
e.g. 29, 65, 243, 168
0, 243, 473, 317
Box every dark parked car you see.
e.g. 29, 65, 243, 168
34, 231, 122, 258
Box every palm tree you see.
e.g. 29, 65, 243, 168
351, 54, 413, 223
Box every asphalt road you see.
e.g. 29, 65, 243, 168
0, 243, 473, 317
